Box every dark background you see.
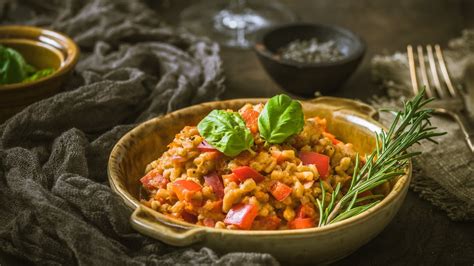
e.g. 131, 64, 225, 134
158, 1, 474, 265
159, 0, 474, 102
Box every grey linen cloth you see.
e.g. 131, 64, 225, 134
371, 29, 474, 221
0, 0, 278, 265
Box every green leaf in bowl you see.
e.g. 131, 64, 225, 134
258, 94, 304, 144
0, 44, 36, 85
23, 68, 55, 82
197, 110, 254, 157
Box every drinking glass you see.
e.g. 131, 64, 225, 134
180, 0, 296, 49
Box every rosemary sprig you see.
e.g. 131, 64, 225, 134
316, 89, 446, 226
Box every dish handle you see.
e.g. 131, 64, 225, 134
309, 96, 379, 121
131, 205, 205, 246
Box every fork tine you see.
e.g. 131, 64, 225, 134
416, 45, 433, 97
435, 44, 457, 97
426, 44, 446, 98
407, 45, 420, 96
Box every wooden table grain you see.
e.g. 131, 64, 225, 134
160, 1, 474, 265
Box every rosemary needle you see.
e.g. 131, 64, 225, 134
316, 89, 446, 226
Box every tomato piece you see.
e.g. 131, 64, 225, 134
296, 203, 316, 219
252, 215, 281, 230
288, 218, 315, 229
140, 169, 168, 190
224, 203, 258, 230
270, 181, 293, 201
222, 173, 240, 183
232, 166, 265, 183
203, 218, 216, 227
322, 132, 341, 145
204, 172, 225, 199
181, 211, 198, 223
197, 140, 218, 152
172, 180, 202, 201
241, 108, 260, 133
299, 151, 330, 179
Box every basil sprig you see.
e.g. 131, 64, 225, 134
197, 110, 254, 157
0, 45, 35, 84
258, 94, 304, 144
0, 45, 55, 85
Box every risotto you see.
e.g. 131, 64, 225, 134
140, 98, 388, 230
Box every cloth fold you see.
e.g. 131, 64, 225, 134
0, 0, 278, 265
371, 29, 474, 221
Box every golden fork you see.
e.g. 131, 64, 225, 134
407, 44, 474, 152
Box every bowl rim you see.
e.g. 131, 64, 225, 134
0, 25, 79, 91
108, 97, 411, 237
254, 22, 366, 68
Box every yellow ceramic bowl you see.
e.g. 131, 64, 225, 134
0, 25, 79, 122
108, 97, 411, 264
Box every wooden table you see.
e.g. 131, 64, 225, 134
160, 1, 474, 265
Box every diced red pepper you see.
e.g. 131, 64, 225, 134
203, 218, 216, 227
288, 218, 315, 229
270, 181, 293, 201
252, 215, 281, 230
224, 203, 258, 230
299, 151, 330, 179
171, 180, 202, 201
197, 140, 218, 152
204, 172, 225, 199
140, 169, 168, 190
296, 203, 316, 219
222, 173, 240, 183
181, 211, 197, 223
322, 132, 341, 145
232, 166, 265, 183
241, 108, 260, 133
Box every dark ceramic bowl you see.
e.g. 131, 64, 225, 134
254, 23, 365, 97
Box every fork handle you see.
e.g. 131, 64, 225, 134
450, 111, 474, 153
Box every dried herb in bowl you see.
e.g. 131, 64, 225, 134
278, 37, 344, 64
0, 45, 55, 85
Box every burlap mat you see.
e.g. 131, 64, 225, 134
371, 29, 474, 221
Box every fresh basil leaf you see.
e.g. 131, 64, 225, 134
0, 45, 36, 85
258, 94, 304, 144
197, 110, 254, 157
